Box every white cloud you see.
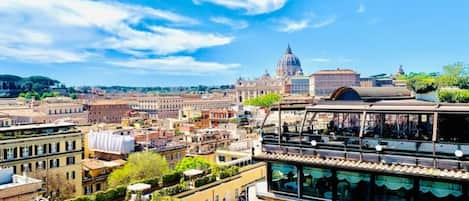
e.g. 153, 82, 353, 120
277, 18, 309, 32
311, 58, 330, 63
98, 26, 233, 55
312, 17, 336, 28
108, 56, 240, 74
357, 3, 366, 13
210, 17, 249, 30
195, 0, 287, 15
0, 0, 233, 64
0, 46, 87, 63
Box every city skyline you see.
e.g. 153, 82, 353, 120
1, 0, 469, 86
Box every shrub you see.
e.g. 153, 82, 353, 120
438, 89, 469, 103
407, 78, 437, 93
66, 185, 127, 201
194, 175, 216, 187
133, 177, 159, 188
94, 191, 106, 201
67, 196, 94, 201
162, 171, 182, 187
438, 90, 455, 103
219, 166, 240, 179
158, 184, 186, 196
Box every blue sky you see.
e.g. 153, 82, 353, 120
1, 0, 469, 86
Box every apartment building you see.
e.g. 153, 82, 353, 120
0, 123, 83, 199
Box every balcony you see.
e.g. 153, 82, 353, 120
261, 127, 469, 171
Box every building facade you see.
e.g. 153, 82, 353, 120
81, 159, 126, 195
255, 99, 469, 201
182, 98, 233, 111
235, 72, 284, 103
286, 76, 310, 96
0, 123, 83, 199
34, 97, 88, 124
235, 45, 304, 103
184, 129, 232, 155
310, 69, 360, 97
85, 100, 131, 124
137, 95, 184, 119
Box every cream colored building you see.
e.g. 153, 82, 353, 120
235, 72, 284, 103
137, 95, 184, 119
182, 98, 234, 111
0, 97, 88, 125
0, 123, 83, 199
35, 97, 88, 124
235, 45, 304, 103
184, 128, 232, 155
176, 163, 266, 201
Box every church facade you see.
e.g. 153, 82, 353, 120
235, 45, 305, 103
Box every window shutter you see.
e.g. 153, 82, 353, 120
19, 147, 23, 158
35, 145, 38, 156
56, 142, 60, 152
29, 146, 32, 156
73, 141, 76, 150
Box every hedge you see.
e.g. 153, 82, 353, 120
162, 171, 182, 187
219, 166, 240, 179
133, 177, 159, 188
67, 185, 127, 201
438, 89, 469, 103
194, 175, 216, 187
158, 184, 186, 196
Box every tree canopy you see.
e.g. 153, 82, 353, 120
242, 93, 282, 108
174, 157, 211, 172
107, 151, 169, 188
401, 63, 469, 93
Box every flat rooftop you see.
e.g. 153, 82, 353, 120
0, 122, 75, 132
306, 100, 469, 113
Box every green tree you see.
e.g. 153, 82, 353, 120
174, 157, 211, 172
437, 63, 467, 87
243, 93, 282, 108
107, 151, 169, 188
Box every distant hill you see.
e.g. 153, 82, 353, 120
0, 74, 62, 98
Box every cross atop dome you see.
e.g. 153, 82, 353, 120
285, 44, 292, 54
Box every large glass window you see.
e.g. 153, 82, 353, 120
375, 175, 413, 201
337, 171, 371, 201
270, 163, 298, 195
438, 114, 469, 143
309, 112, 361, 137
302, 167, 333, 199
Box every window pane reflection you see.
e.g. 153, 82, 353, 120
375, 175, 413, 201
302, 167, 333, 199
271, 163, 298, 194
337, 171, 371, 201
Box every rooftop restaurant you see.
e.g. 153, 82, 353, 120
255, 87, 469, 201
